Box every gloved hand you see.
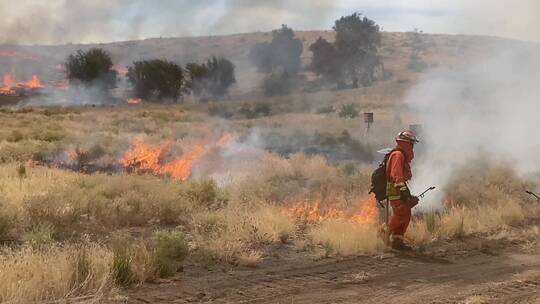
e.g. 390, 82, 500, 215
399, 187, 411, 201
409, 195, 419, 207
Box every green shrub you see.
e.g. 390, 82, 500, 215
181, 179, 227, 210
23, 223, 55, 249
154, 230, 189, 278
338, 104, 359, 119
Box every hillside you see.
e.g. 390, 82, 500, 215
0, 31, 529, 97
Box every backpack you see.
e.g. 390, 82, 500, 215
369, 149, 401, 202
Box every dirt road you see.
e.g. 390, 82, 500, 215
124, 243, 540, 304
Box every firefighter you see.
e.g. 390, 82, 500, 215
386, 130, 419, 250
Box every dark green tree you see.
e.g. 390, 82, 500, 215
334, 13, 382, 87
127, 60, 184, 102
309, 13, 382, 88
65, 48, 117, 89
249, 25, 303, 75
186, 57, 236, 100
309, 37, 341, 83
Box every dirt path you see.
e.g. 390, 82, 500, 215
124, 244, 540, 304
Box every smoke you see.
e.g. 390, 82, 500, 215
0, 0, 339, 45
406, 42, 540, 209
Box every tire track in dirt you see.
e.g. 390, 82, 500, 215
125, 247, 540, 304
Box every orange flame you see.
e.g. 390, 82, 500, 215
24, 75, 43, 88
120, 133, 232, 181
287, 196, 379, 226
0, 73, 44, 95
127, 97, 142, 104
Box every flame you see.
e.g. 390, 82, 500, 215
120, 133, 232, 181
127, 97, 142, 104
24, 75, 43, 88
0, 73, 44, 95
287, 196, 379, 226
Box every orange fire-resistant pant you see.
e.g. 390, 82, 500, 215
388, 199, 415, 236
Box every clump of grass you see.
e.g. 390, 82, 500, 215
0, 244, 113, 303
236, 250, 262, 267
23, 223, 55, 250
111, 235, 134, 286
153, 230, 189, 278
309, 220, 384, 256
191, 206, 295, 265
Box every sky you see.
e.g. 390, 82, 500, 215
1, 0, 539, 45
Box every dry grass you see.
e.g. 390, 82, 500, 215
236, 250, 262, 267
309, 220, 384, 256
0, 243, 113, 304
191, 205, 295, 264
408, 191, 527, 246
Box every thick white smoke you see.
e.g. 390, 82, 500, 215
406, 44, 540, 209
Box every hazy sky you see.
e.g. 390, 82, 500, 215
2, 0, 539, 44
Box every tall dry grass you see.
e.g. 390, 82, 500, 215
408, 160, 531, 246
0, 243, 113, 304
191, 205, 295, 265
309, 220, 384, 256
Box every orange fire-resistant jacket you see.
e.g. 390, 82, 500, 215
386, 141, 415, 236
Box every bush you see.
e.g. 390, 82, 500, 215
66, 48, 117, 89
338, 103, 359, 119
23, 223, 55, 250
180, 179, 227, 210
154, 230, 188, 278
127, 59, 184, 102
263, 68, 293, 96
238, 103, 271, 119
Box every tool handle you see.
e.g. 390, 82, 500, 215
526, 190, 540, 202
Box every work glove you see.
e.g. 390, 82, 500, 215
409, 195, 419, 207
399, 185, 411, 201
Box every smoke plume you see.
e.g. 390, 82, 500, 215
406, 43, 540, 209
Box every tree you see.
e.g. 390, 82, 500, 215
249, 25, 303, 75
309, 37, 340, 83
186, 57, 236, 100
309, 13, 382, 88
205, 57, 236, 97
127, 60, 184, 102
65, 48, 117, 89
334, 13, 381, 87
185, 62, 208, 97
